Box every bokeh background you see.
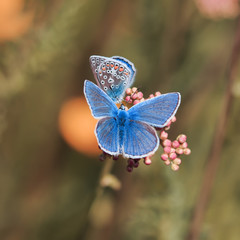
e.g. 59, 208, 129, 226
1, 0, 240, 239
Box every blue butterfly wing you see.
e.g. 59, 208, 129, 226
84, 80, 118, 119
89, 55, 136, 103
128, 93, 181, 128
123, 120, 159, 159
95, 117, 119, 156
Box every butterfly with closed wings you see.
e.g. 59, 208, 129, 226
89, 55, 136, 103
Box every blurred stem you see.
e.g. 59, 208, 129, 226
87, 157, 114, 221
84, 157, 114, 240
187, 18, 240, 240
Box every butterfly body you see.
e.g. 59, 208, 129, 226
84, 80, 181, 159
116, 107, 130, 150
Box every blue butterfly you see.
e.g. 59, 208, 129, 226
89, 55, 136, 103
84, 80, 181, 159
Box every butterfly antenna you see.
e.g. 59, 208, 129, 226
131, 87, 141, 97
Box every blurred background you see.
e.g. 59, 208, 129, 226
1, 0, 240, 239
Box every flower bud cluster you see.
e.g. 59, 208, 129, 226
126, 158, 140, 172
160, 133, 191, 171
125, 87, 144, 105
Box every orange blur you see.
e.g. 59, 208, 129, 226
59, 97, 101, 156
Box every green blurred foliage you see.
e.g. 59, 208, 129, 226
0, 0, 240, 240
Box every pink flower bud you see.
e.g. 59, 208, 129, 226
178, 134, 187, 143
149, 94, 154, 98
163, 146, 171, 154
176, 148, 184, 155
164, 126, 170, 131
166, 120, 172, 127
181, 142, 188, 148
160, 131, 168, 140
132, 87, 137, 93
155, 91, 161, 96
137, 92, 143, 99
134, 161, 139, 168
172, 140, 180, 148
173, 158, 181, 165
126, 88, 132, 95
144, 157, 152, 165
127, 166, 133, 172
171, 116, 176, 122
171, 163, 179, 171
125, 96, 132, 103
161, 153, 169, 161
184, 148, 191, 155
164, 159, 171, 165
132, 93, 138, 100
133, 100, 140, 105
140, 98, 145, 102
169, 152, 177, 160
162, 139, 171, 147
170, 148, 176, 153
128, 159, 134, 166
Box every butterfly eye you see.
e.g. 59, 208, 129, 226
111, 84, 114, 89
104, 86, 108, 90
116, 75, 120, 79
123, 81, 127, 85
108, 78, 114, 83
103, 75, 107, 79
121, 76, 125, 81
101, 80, 105, 85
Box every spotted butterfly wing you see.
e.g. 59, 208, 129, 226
111, 56, 136, 86
89, 55, 136, 103
89, 56, 107, 87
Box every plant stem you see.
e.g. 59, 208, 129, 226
187, 17, 240, 240
94, 157, 114, 202
84, 157, 114, 239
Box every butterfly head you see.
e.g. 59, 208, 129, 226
119, 104, 126, 111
